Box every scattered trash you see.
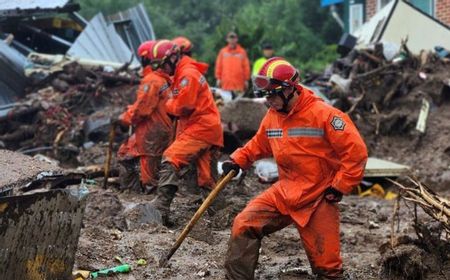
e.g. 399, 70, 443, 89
90, 264, 131, 278
112, 230, 123, 241
136, 259, 147, 266
418, 72, 427, 80
114, 256, 124, 264
415, 98, 430, 133
254, 158, 279, 183
72, 270, 90, 280
357, 183, 398, 200
196, 268, 210, 277
368, 220, 380, 229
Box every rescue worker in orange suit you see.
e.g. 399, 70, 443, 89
172, 36, 210, 73
215, 31, 250, 96
147, 40, 223, 225
172, 36, 194, 57
222, 57, 368, 279
118, 40, 173, 191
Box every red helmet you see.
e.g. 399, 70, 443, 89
137, 40, 156, 58
172, 36, 193, 53
253, 57, 299, 94
148, 40, 179, 62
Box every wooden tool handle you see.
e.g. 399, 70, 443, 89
102, 123, 116, 189
159, 170, 236, 266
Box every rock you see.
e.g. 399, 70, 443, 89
125, 203, 163, 230
220, 98, 268, 139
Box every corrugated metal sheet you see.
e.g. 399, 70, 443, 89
108, 3, 156, 56
0, 0, 70, 11
67, 13, 139, 66
0, 40, 29, 105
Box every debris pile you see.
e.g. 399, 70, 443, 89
378, 177, 450, 280
0, 61, 139, 166
310, 42, 450, 186
390, 177, 449, 235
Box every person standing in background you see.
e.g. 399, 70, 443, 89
215, 31, 250, 98
252, 42, 275, 76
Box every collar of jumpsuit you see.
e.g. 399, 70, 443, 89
173, 55, 208, 78
269, 84, 319, 117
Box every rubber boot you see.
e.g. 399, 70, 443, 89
225, 235, 261, 280
150, 160, 180, 226
150, 184, 178, 226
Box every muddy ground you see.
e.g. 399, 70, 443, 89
74, 171, 450, 280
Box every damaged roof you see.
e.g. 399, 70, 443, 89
0, 40, 28, 105
67, 12, 139, 67
0, 0, 79, 17
354, 0, 450, 53
108, 3, 156, 57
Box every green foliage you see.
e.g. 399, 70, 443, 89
78, 0, 342, 79
301, 44, 339, 73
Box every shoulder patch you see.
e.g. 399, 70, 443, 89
143, 84, 150, 93
331, 116, 346, 131
180, 78, 189, 88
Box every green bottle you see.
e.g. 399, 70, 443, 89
90, 264, 131, 278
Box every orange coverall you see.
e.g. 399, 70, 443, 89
120, 67, 173, 186
225, 86, 368, 279
163, 55, 223, 188
215, 44, 250, 92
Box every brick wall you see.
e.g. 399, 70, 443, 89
436, 0, 450, 26
366, 0, 378, 19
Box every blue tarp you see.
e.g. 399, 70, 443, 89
321, 0, 344, 7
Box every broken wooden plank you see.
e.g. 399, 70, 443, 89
364, 157, 410, 178
415, 98, 430, 133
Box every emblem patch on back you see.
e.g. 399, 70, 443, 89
180, 78, 189, 88
331, 116, 346, 131
143, 84, 149, 93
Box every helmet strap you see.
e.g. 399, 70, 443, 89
276, 86, 298, 113
141, 57, 151, 68
163, 54, 180, 75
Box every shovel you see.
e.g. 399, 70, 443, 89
159, 170, 236, 267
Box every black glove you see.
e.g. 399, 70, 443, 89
222, 160, 240, 177
324, 187, 343, 203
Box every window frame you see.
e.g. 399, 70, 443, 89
376, 0, 393, 12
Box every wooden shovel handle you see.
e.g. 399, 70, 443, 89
102, 123, 116, 189
159, 170, 236, 266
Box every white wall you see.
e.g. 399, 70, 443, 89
381, 0, 450, 53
